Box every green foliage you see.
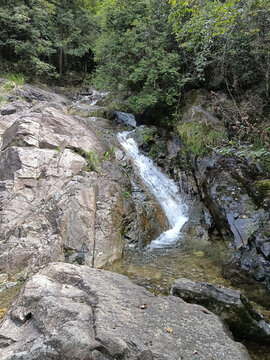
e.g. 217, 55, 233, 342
86, 150, 101, 172
0, 0, 99, 79
124, 190, 131, 199
149, 144, 158, 159
0, 73, 26, 108
103, 147, 115, 160
76, 148, 101, 172
7, 73, 25, 86
178, 122, 227, 155
215, 143, 270, 174
93, 0, 181, 115
169, 0, 270, 97
254, 179, 270, 197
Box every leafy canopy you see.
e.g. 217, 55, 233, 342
0, 0, 99, 78
93, 0, 181, 115
168, 0, 270, 95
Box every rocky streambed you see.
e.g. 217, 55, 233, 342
0, 81, 269, 359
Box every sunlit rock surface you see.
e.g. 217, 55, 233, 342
0, 263, 251, 360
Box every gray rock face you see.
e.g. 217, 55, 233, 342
0, 86, 116, 279
0, 84, 168, 281
15, 84, 68, 105
0, 262, 251, 360
193, 155, 270, 290
1, 104, 107, 153
195, 156, 268, 248
171, 278, 270, 344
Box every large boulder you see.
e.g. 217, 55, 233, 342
0, 262, 251, 360
171, 278, 270, 344
1, 104, 107, 154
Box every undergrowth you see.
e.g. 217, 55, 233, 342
215, 142, 270, 175
76, 149, 101, 173
177, 121, 227, 156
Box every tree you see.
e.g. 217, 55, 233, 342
0, 0, 99, 78
168, 0, 270, 98
93, 0, 182, 119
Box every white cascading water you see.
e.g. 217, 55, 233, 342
117, 115, 188, 249
73, 89, 109, 107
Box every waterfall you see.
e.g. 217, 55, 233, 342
117, 118, 188, 249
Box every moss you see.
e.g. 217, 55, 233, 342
85, 151, 101, 172
124, 190, 131, 199
135, 126, 157, 146
103, 147, 115, 160
149, 144, 158, 159
0, 284, 23, 320
142, 128, 155, 144
253, 179, 270, 196
177, 121, 226, 156
75, 148, 101, 173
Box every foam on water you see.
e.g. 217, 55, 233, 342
118, 128, 188, 249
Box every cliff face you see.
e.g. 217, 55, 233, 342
0, 83, 168, 282
0, 84, 122, 278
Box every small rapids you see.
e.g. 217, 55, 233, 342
118, 124, 188, 249
73, 89, 109, 107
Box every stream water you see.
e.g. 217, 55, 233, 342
112, 113, 270, 360
118, 129, 188, 249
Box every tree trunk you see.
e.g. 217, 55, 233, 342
59, 48, 63, 77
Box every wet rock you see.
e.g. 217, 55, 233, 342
226, 238, 270, 290
113, 111, 136, 127
123, 181, 169, 248
181, 200, 212, 242
172, 89, 270, 288
103, 148, 169, 248
255, 229, 270, 259
171, 278, 270, 344
0, 262, 251, 360
132, 125, 167, 158
196, 156, 268, 248
193, 155, 270, 288
254, 179, 270, 208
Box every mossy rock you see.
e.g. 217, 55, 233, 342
254, 179, 270, 197
134, 126, 157, 146
70, 107, 114, 120
177, 120, 226, 156
183, 89, 210, 109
